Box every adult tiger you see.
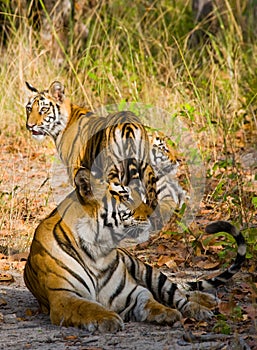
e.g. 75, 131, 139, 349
25, 81, 157, 214
24, 179, 246, 331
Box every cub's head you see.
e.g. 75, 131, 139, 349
25, 81, 70, 141
148, 130, 181, 176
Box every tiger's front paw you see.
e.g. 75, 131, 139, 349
85, 311, 124, 333
50, 299, 124, 332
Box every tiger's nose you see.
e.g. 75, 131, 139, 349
26, 122, 35, 130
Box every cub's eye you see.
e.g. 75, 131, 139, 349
40, 107, 49, 114
26, 105, 32, 113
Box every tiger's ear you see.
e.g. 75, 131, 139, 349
74, 168, 93, 200
49, 81, 65, 103
25, 81, 39, 93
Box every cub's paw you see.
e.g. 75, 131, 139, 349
145, 300, 182, 325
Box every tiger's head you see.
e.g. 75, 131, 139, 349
25, 81, 70, 141
74, 168, 152, 248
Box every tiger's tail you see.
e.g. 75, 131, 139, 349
189, 220, 246, 291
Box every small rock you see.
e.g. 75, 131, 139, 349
240, 148, 257, 169
4, 313, 17, 324
0, 297, 7, 306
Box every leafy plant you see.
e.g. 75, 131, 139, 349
213, 319, 231, 335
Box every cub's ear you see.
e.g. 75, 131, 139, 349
49, 81, 65, 103
25, 81, 39, 93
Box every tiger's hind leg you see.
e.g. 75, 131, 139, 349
178, 290, 219, 320
119, 287, 182, 326
48, 291, 124, 332
133, 289, 217, 324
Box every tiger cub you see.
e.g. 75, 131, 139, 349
24, 179, 246, 331
147, 129, 188, 227
25, 81, 157, 214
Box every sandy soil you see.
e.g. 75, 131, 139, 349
0, 268, 254, 350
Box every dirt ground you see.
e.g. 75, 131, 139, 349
0, 267, 255, 350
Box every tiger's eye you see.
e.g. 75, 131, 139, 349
41, 107, 49, 113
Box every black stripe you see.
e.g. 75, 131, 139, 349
167, 284, 177, 306
145, 264, 153, 290
187, 221, 247, 291
79, 237, 96, 263
48, 287, 84, 298
57, 199, 73, 218
126, 254, 136, 280
119, 285, 138, 321
175, 298, 187, 311
24, 260, 39, 296
110, 126, 123, 156
45, 207, 58, 219
111, 197, 119, 226
158, 273, 168, 299
124, 125, 136, 139
84, 111, 94, 118
109, 269, 126, 305
53, 221, 85, 268
100, 253, 120, 288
